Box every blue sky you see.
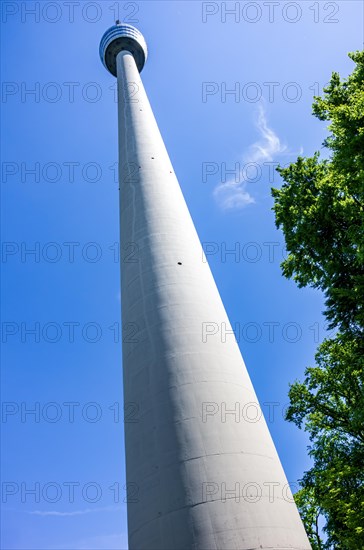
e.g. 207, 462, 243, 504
1, 1, 363, 548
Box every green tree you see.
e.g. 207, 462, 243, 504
272, 51, 364, 548
294, 486, 324, 550
288, 334, 364, 548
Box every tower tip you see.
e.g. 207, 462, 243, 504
99, 23, 148, 76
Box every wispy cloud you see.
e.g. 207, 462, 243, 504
28, 505, 120, 517
213, 104, 287, 210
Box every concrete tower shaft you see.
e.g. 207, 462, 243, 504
100, 23, 311, 550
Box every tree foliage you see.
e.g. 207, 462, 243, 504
272, 51, 364, 548
289, 334, 364, 548
294, 486, 324, 550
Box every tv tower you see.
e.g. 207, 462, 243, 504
99, 22, 311, 550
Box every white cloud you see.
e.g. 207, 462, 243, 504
213, 104, 286, 210
28, 505, 120, 517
